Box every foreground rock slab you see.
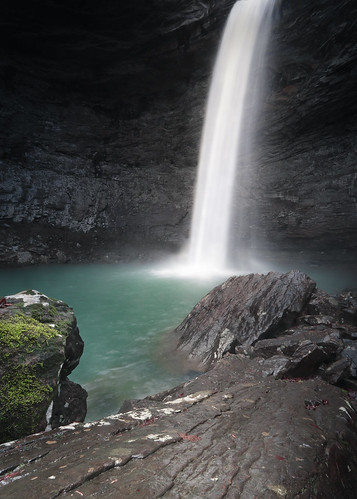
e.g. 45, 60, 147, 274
1, 355, 356, 498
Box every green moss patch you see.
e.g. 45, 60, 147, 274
0, 364, 53, 442
28, 303, 57, 322
0, 294, 77, 444
0, 315, 61, 443
0, 314, 59, 352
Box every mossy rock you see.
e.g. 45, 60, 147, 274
0, 365, 54, 443
0, 290, 85, 444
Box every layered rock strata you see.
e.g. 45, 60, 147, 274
0, 356, 356, 497
175, 271, 357, 390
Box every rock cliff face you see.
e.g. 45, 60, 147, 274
0, 0, 356, 264
253, 0, 357, 255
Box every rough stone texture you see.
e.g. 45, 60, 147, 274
0, 0, 235, 265
338, 290, 357, 326
175, 271, 357, 388
175, 270, 316, 368
0, 290, 86, 443
251, 0, 357, 255
305, 289, 341, 319
0, 0, 356, 264
51, 378, 88, 430
0, 355, 356, 498
253, 326, 344, 361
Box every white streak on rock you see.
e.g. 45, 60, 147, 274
165, 391, 212, 405
157, 407, 181, 415
45, 401, 54, 431
6, 290, 50, 307
58, 423, 79, 430
126, 409, 152, 421
146, 433, 173, 442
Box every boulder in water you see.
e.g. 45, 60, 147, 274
0, 290, 87, 444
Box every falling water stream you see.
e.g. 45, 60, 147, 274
188, 0, 275, 274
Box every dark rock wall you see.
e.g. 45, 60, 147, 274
0, 0, 355, 264
0, 0, 236, 263
253, 0, 357, 254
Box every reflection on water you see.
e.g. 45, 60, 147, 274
0, 257, 355, 421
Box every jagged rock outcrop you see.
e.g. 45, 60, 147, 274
175, 271, 357, 390
175, 270, 316, 368
0, 290, 87, 443
0, 0, 356, 264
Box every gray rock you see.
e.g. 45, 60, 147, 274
338, 290, 357, 326
306, 289, 341, 319
341, 341, 357, 378
253, 325, 344, 360
258, 354, 290, 378
322, 357, 352, 385
278, 341, 328, 378
51, 378, 88, 429
175, 270, 316, 368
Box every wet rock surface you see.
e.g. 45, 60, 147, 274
252, 0, 357, 255
175, 271, 357, 389
0, 290, 86, 443
1, 355, 356, 498
0, 0, 235, 265
175, 270, 316, 368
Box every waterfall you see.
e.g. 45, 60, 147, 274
187, 0, 275, 274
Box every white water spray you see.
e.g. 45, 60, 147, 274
187, 0, 275, 275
